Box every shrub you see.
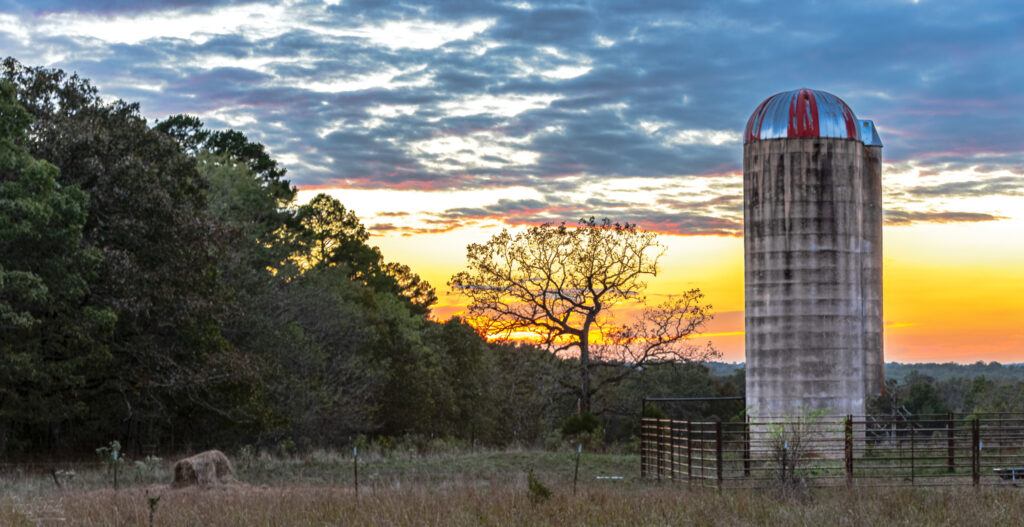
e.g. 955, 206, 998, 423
526, 469, 552, 503
642, 404, 667, 420
763, 408, 836, 491
558, 412, 606, 451
277, 437, 297, 458
560, 413, 601, 436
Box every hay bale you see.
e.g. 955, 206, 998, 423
171, 450, 236, 488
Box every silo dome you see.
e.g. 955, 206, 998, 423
744, 88, 860, 143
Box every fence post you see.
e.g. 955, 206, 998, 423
669, 421, 675, 481
699, 422, 705, 483
947, 412, 955, 473
656, 420, 663, 481
743, 416, 751, 477
640, 398, 648, 480
972, 417, 980, 486
686, 421, 693, 484
910, 424, 915, 485
715, 421, 723, 489
638, 399, 647, 480
640, 416, 647, 479
845, 415, 853, 486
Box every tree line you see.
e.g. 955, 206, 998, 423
870, 370, 1024, 417
883, 362, 1024, 383
710, 362, 1024, 417
0, 58, 735, 456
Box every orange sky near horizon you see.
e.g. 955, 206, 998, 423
297, 171, 1024, 365
4, 0, 1019, 367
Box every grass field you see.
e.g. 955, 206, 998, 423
2, 447, 1023, 525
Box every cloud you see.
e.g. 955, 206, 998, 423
368, 221, 463, 236
907, 175, 1023, 198
433, 194, 742, 236
0, 0, 1020, 220
884, 210, 1007, 226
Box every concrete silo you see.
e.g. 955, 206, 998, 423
743, 88, 883, 419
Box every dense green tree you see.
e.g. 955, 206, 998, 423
155, 115, 293, 206
598, 361, 739, 441
486, 342, 568, 445
295, 194, 375, 271
904, 380, 950, 416
261, 266, 387, 443
295, 193, 436, 315
152, 114, 209, 155
1, 58, 243, 449
156, 116, 298, 276
412, 318, 496, 440
382, 262, 439, 316
0, 82, 115, 452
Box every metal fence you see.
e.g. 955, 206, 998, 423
640, 414, 1024, 488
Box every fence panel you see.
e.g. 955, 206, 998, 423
640, 414, 1024, 488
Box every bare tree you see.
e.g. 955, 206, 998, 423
591, 294, 717, 396
449, 218, 717, 413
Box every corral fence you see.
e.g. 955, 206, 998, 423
640, 412, 1024, 488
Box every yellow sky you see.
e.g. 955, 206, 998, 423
297, 171, 1024, 365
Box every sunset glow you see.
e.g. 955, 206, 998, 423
326, 177, 1024, 364
4, 0, 1020, 364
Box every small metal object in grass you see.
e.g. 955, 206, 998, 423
573, 444, 581, 496
994, 468, 1024, 482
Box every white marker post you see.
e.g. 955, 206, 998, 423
573, 444, 582, 496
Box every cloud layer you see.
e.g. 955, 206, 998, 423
2, 0, 1021, 234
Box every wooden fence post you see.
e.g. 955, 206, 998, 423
669, 421, 676, 481
640, 417, 646, 479
656, 420, 663, 481
715, 421, 723, 489
910, 424, 915, 485
744, 417, 751, 477
947, 413, 955, 473
686, 421, 693, 484
640, 399, 647, 479
845, 415, 853, 486
700, 422, 706, 483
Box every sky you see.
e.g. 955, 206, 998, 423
1, 0, 1022, 363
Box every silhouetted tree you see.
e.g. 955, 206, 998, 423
450, 217, 716, 412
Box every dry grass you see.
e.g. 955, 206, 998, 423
2, 450, 1023, 525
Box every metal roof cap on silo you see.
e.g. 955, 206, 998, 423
859, 119, 883, 147
744, 88, 861, 144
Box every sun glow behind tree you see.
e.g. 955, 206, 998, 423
450, 218, 718, 412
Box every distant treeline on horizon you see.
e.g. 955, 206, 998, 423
704, 361, 1024, 382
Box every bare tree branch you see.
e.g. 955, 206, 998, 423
450, 217, 717, 413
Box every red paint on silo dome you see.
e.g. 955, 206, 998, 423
744, 88, 860, 144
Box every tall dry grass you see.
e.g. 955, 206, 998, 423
2, 450, 1022, 525
4, 483, 1023, 526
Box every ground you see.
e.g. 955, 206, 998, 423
1, 447, 1021, 525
